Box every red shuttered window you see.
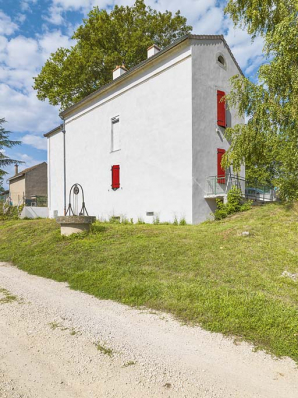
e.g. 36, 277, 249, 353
111, 165, 120, 190
217, 149, 226, 184
217, 90, 226, 128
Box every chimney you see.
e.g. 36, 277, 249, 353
14, 164, 18, 175
113, 65, 127, 80
147, 44, 160, 58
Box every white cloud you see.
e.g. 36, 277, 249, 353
43, 5, 65, 25
6, 36, 41, 69
20, 0, 38, 12
0, 83, 60, 134
0, 28, 75, 152
229, 34, 264, 70
53, 0, 89, 9
16, 153, 40, 168
0, 11, 18, 36
244, 55, 265, 76
15, 14, 27, 24
0, 30, 74, 92
193, 6, 224, 34
22, 134, 47, 150
38, 30, 74, 62
0, 36, 8, 52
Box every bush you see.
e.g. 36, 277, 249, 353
0, 204, 23, 220
214, 187, 252, 220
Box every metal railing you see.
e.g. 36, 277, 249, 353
205, 174, 245, 197
205, 174, 276, 202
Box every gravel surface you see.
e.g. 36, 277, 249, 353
0, 262, 297, 398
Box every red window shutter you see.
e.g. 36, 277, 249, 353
217, 90, 226, 128
111, 165, 120, 190
217, 149, 226, 184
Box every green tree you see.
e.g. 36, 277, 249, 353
0, 118, 22, 191
223, 0, 298, 199
33, 0, 192, 110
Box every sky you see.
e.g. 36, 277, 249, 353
0, 0, 264, 187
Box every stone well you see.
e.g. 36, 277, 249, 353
56, 216, 96, 236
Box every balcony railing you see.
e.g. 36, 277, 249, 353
205, 175, 276, 202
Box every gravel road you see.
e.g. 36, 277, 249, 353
0, 262, 297, 398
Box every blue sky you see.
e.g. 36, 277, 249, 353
0, 0, 264, 187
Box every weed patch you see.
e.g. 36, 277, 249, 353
95, 343, 113, 356
0, 288, 18, 304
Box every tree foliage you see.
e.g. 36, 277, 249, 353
224, 0, 298, 200
0, 118, 22, 190
33, 0, 192, 109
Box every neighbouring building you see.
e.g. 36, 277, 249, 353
8, 162, 48, 206
45, 34, 245, 224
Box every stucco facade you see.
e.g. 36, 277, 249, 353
9, 176, 25, 206
46, 35, 245, 224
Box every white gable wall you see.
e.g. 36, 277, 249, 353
191, 39, 245, 223
49, 44, 193, 223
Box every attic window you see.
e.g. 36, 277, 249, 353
217, 54, 226, 69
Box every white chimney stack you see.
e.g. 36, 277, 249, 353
147, 44, 160, 58
113, 65, 127, 80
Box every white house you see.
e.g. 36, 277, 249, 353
45, 34, 245, 224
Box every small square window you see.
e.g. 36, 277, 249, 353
111, 117, 120, 152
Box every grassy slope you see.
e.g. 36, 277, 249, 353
0, 203, 298, 361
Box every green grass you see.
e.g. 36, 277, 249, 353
0, 203, 298, 361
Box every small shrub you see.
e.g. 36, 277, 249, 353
214, 187, 252, 220
179, 217, 187, 226
109, 216, 120, 223
173, 216, 178, 225
0, 205, 21, 220
137, 217, 145, 224
214, 203, 228, 220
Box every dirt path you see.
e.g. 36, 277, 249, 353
0, 262, 297, 398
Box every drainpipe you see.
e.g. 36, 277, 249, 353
61, 117, 66, 215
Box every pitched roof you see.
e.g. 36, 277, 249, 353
44, 34, 243, 134
8, 162, 47, 182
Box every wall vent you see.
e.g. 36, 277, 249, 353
146, 212, 154, 216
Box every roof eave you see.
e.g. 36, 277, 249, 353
44, 124, 63, 138
8, 173, 25, 182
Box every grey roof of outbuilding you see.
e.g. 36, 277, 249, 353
44, 34, 243, 137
